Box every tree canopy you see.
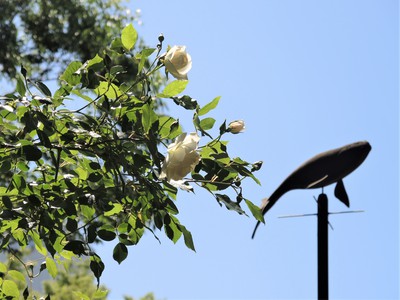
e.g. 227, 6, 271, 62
0, 4, 263, 299
0, 0, 138, 80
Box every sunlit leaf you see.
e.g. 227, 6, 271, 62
2, 280, 19, 298
157, 80, 188, 98
95, 81, 122, 99
59, 61, 82, 85
199, 117, 216, 131
46, 257, 58, 278
245, 200, 265, 223
121, 24, 138, 51
87, 54, 104, 70
0, 262, 7, 273
7, 270, 25, 283
30, 230, 47, 256
93, 289, 108, 298
198, 96, 221, 116
104, 203, 123, 216
73, 291, 90, 300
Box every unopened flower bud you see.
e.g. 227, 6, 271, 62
251, 160, 263, 172
158, 34, 164, 43
228, 120, 245, 134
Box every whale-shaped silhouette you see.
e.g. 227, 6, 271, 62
252, 141, 371, 239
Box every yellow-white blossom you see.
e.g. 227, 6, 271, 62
159, 132, 200, 181
164, 46, 192, 80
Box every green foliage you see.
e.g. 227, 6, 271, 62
0, 0, 138, 79
42, 259, 109, 300
121, 24, 138, 51
0, 23, 263, 296
157, 80, 189, 98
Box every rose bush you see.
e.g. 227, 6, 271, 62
160, 132, 201, 181
164, 45, 192, 80
0, 23, 263, 298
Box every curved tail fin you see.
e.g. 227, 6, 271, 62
251, 221, 262, 239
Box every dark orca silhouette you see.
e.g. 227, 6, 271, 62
252, 141, 371, 239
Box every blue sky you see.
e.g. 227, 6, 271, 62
92, 1, 399, 299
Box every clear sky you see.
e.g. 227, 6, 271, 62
93, 1, 399, 299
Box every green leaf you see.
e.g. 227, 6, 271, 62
60, 61, 82, 85
2, 280, 19, 298
172, 95, 198, 110
216, 194, 247, 216
73, 291, 90, 300
113, 243, 128, 264
245, 200, 265, 223
104, 203, 123, 216
199, 117, 216, 131
177, 224, 196, 251
63, 240, 85, 255
0, 262, 7, 273
157, 80, 189, 98
97, 229, 116, 241
18, 145, 42, 161
66, 218, 78, 233
2, 196, 12, 209
45, 257, 58, 278
37, 129, 52, 148
34, 81, 52, 97
81, 205, 95, 219
198, 96, 221, 116
30, 231, 47, 256
21, 65, 27, 78
87, 54, 104, 71
193, 113, 212, 139
71, 89, 93, 103
16, 74, 26, 96
111, 37, 124, 52
7, 270, 25, 283
23, 286, 29, 300
137, 48, 156, 74
121, 24, 138, 51
87, 172, 103, 182
164, 219, 182, 244
141, 103, 158, 134
95, 81, 122, 99
93, 289, 108, 299
0, 161, 11, 172
90, 256, 105, 288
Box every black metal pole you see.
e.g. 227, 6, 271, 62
318, 193, 329, 300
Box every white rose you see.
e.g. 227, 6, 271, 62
228, 120, 245, 134
164, 46, 192, 80
159, 132, 200, 181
